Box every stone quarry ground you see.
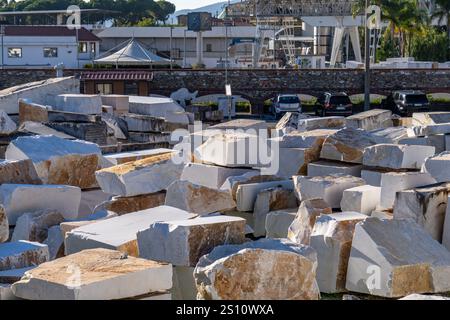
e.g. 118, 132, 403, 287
3, 80, 450, 301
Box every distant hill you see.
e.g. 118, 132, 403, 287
169, 0, 240, 23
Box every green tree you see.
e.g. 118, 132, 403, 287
152, 0, 175, 24
433, 0, 450, 57
0, 0, 177, 26
353, 0, 428, 57
114, 0, 162, 26
411, 26, 448, 61
377, 30, 400, 61
136, 17, 156, 26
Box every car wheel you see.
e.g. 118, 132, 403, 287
394, 105, 403, 116
315, 108, 321, 117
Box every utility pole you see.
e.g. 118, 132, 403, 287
364, 0, 371, 111
225, 1, 231, 84
76, 27, 80, 69
170, 26, 173, 70
0, 25, 4, 70
225, 0, 232, 120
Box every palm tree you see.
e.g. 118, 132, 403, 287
353, 0, 427, 57
397, 1, 428, 56
433, 0, 450, 47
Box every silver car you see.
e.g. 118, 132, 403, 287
272, 94, 302, 117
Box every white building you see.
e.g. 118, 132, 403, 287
95, 26, 323, 69
96, 26, 258, 69
0, 26, 100, 68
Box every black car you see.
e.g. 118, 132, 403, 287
315, 92, 353, 117
387, 90, 430, 116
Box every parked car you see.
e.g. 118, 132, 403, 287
316, 92, 353, 117
271, 94, 302, 118
387, 90, 430, 116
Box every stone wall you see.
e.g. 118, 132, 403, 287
150, 69, 450, 101
1, 68, 450, 107
0, 76, 80, 114
0, 69, 73, 89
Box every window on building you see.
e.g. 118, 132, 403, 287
79, 42, 88, 53
171, 48, 180, 59
7, 48, 22, 58
124, 81, 138, 96
96, 83, 113, 95
43, 47, 58, 58
206, 44, 212, 52
90, 42, 96, 55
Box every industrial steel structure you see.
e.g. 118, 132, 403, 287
228, 0, 355, 17
225, 0, 362, 67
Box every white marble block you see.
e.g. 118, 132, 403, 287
95, 152, 183, 197
55, 94, 102, 114
293, 174, 365, 208
423, 152, 450, 183
265, 208, 297, 238
65, 206, 197, 256
180, 163, 252, 189
5, 135, 102, 189
341, 185, 381, 215
307, 160, 362, 177
194, 239, 320, 300
394, 183, 450, 242
363, 144, 435, 169
165, 180, 236, 215
346, 109, 392, 131
0, 184, 81, 225
0, 241, 49, 271
11, 248, 172, 300
235, 180, 294, 212
310, 212, 367, 293
346, 218, 450, 298
137, 215, 246, 267
379, 172, 436, 209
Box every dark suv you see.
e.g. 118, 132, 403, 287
316, 92, 353, 117
387, 90, 430, 116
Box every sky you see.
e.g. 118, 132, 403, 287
170, 0, 220, 11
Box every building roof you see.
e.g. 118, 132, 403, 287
94, 39, 170, 66
96, 26, 257, 39
3, 26, 100, 42
80, 70, 154, 81
0, 9, 118, 15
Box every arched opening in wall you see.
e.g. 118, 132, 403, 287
192, 93, 253, 115
349, 93, 387, 113
426, 93, 450, 111
262, 93, 319, 115
298, 94, 319, 113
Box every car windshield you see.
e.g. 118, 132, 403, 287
330, 96, 351, 105
405, 94, 428, 104
279, 96, 299, 103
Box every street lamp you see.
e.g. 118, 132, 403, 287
364, 0, 371, 112
183, 29, 187, 68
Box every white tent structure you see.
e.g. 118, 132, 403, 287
94, 38, 171, 68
